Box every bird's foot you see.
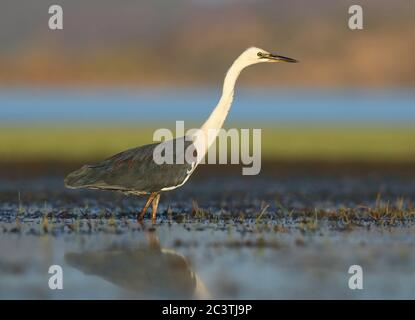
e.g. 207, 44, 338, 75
137, 192, 160, 223
151, 194, 161, 224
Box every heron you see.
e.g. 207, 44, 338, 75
65, 230, 209, 298
65, 47, 297, 222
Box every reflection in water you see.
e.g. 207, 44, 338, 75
64, 229, 209, 299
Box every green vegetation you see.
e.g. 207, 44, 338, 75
1, 124, 414, 162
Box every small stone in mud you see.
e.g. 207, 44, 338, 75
174, 214, 186, 223
9, 227, 21, 234
173, 239, 183, 247
295, 237, 306, 246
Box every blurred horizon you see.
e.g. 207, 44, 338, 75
1, 1, 414, 164
1, 0, 415, 88
1, 88, 415, 123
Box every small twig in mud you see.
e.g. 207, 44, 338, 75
17, 191, 25, 217
13, 216, 22, 233
255, 202, 269, 224
167, 205, 173, 222
192, 199, 202, 218
108, 214, 117, 227
237, 211, 245, 223
339, 208, 350, 225
314, 208, 319, 225
67, 217, 80, 233
42, 215, 49, 234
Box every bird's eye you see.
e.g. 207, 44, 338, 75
257, 52, 263, 57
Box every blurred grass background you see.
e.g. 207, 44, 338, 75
1, 125, 414, 163
0, 0, 414, 167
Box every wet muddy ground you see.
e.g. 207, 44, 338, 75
1, 165, 415, 299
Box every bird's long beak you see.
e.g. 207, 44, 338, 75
265, 53, 298, 63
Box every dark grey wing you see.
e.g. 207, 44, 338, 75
65, 137, 195, 193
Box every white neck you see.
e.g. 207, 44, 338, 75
195, 56, 250, 160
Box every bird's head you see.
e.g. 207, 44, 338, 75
239, 47, 298, 66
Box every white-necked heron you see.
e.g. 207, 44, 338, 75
65, 47, 297, 222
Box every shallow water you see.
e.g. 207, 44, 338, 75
2, 225, 415, 299
1, 174, 415, 299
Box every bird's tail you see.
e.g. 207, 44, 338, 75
64, 165, 100, 189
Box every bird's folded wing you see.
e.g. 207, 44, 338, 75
65, 138, 195, 193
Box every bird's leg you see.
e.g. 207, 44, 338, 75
145, 228, 160, 250
138, 193, 157, 221
151, 194, 161, 223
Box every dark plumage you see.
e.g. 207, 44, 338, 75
65, 138, 194, 193
65, 137, 195, 221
